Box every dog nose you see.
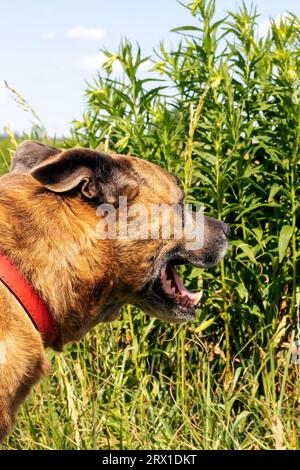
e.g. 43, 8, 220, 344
220, 221, 231, 239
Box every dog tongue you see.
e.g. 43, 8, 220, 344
168, 263, 202, 306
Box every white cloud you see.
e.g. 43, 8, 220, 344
42, 32, 56, 40
66, 26, 106, 41
257, 13, 291, 37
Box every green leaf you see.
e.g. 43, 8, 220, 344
278, 225, 294, 263
194, 317, 215, 333
268, 183, 281, 202
171, 26, 202, 33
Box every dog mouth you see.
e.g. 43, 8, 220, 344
134, 254, 204, 323
136, 243, 228, 323
135, 218, 230, 323
156, 259, 202, 316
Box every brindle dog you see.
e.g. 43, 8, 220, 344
0, 141, 230, 442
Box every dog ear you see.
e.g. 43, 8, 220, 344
10, 140, 60, 173
30, 148, 139, 204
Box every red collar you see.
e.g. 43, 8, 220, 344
0, 251, 58, 347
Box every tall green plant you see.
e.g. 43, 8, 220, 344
71, 0, 300, 360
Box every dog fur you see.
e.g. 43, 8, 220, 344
0, 141, 229, 442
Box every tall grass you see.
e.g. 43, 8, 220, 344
2, 0, 300, 449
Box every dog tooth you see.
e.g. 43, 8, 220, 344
193, 291, 203, 306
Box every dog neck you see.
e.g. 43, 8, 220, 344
0, 250, 58, 347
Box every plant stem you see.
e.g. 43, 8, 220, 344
183, 85, 209, 192
290, 106, 300, 317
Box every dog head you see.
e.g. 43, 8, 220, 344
12, 141, 230, 324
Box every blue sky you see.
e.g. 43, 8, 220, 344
1, 0, 300, 136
